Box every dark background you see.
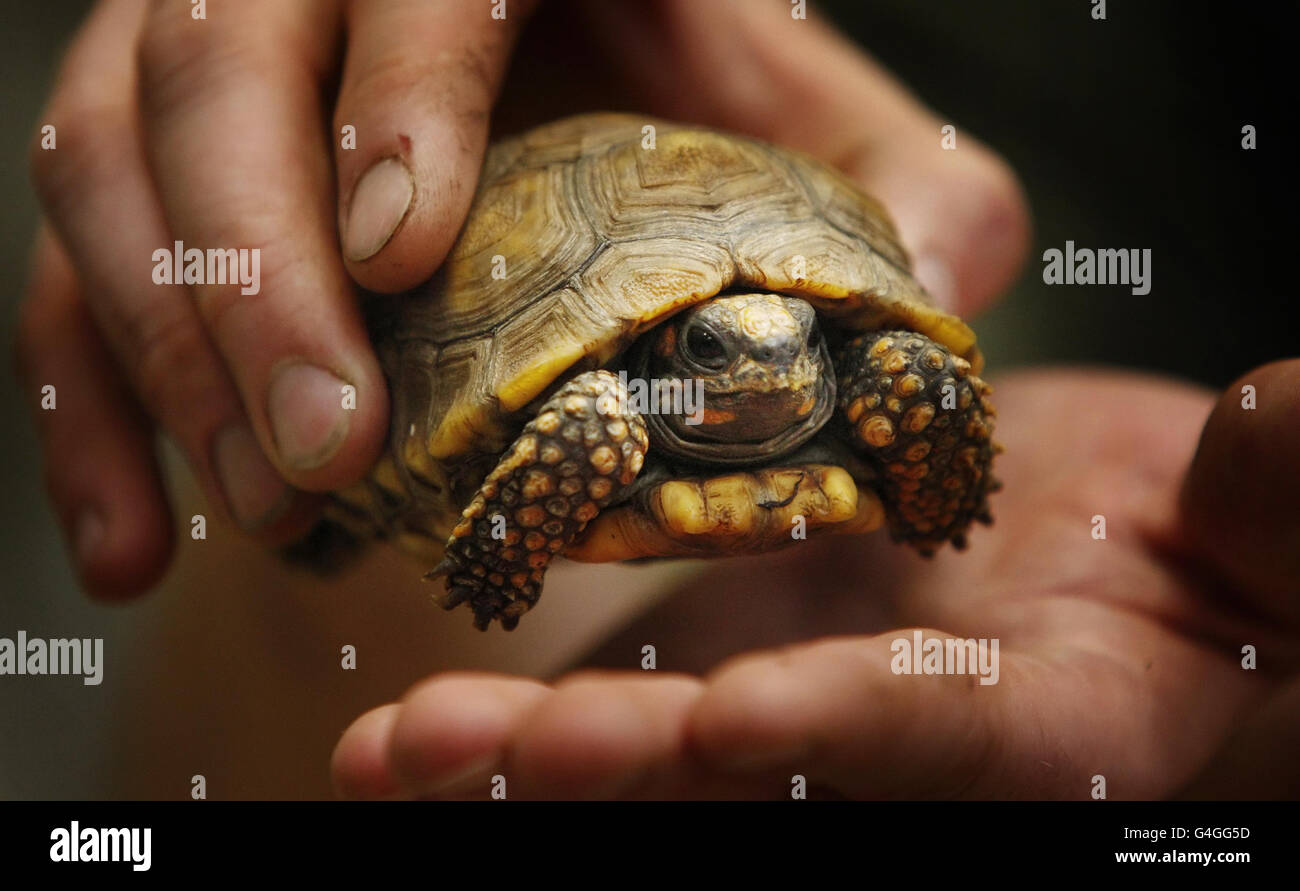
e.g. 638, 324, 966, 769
0, 0, 1291, 796
829, 0, 1291, 385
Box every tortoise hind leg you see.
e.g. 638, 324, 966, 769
430, 370, 649, 630
836, 330, 999, 556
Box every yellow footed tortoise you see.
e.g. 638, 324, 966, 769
290, 113, 999, 630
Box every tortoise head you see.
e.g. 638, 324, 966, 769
635, 292, 836, 465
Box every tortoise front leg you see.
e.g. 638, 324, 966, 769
430, 370, 649, 630
836, 330, 999, 555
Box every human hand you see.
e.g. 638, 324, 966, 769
331, 361, 1300, 799
17, 0, 1027, 598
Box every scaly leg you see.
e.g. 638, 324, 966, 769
836, 330, 999, 555
430, 370, 649, 630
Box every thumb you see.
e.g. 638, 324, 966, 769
1179, 359, 1300, 624
333, 0, 537, 292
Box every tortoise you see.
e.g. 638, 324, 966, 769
296, 113, 999, 630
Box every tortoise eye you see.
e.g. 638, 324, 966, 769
684, 326, 728, 368
807, 325, 822, 350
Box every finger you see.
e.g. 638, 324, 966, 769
504, 672, 706, 799
575, 0, 1031, 317
30, 0, 310, 537
331, 704, 403, 800
344, 670, 755, 800
688, 632, 1066, 799
1179, 359, 1300, 624
333, 0, 537, 290
137, 0, 388, 491
14, 227, 173, 599
382, 673, 551, 799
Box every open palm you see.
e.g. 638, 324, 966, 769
332, 363, 1300, 799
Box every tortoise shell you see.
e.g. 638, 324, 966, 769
364, 112, 980, 551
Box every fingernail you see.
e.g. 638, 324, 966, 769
912, 253, 959, 313
74, 509, 106, 567
343, 157, 413, 262
213, 424, 294, 531
267, 363, 352, 470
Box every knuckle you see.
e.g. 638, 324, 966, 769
29, 100, 129, 217
122, 299, 214, 416
135, 7, 276, 119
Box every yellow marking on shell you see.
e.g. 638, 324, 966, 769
333, 482, 375, 514
701, 408, 736, 425
738, 302, 799, 339
495, 342, 590, 413
371, 457, 406, 496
